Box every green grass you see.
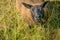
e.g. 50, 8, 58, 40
0, 0, 60, 40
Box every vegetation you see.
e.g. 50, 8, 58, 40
0, 0, 60, 40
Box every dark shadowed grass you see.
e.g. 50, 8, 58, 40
0, 0, 60, 40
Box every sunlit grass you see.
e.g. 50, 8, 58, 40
0, 0, 60, 40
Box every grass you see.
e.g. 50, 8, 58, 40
0, 0, 60, 40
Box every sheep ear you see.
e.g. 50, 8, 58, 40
22, 3, 32, 9
41, 1, 49, 8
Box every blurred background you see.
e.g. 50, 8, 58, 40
0, 0, 60, 40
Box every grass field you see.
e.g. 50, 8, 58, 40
0, 0, 60, 40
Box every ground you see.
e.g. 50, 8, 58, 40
0, 0, 60, 40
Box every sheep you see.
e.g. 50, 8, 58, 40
16, 0, 49, 39
16, 0, 49, 26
